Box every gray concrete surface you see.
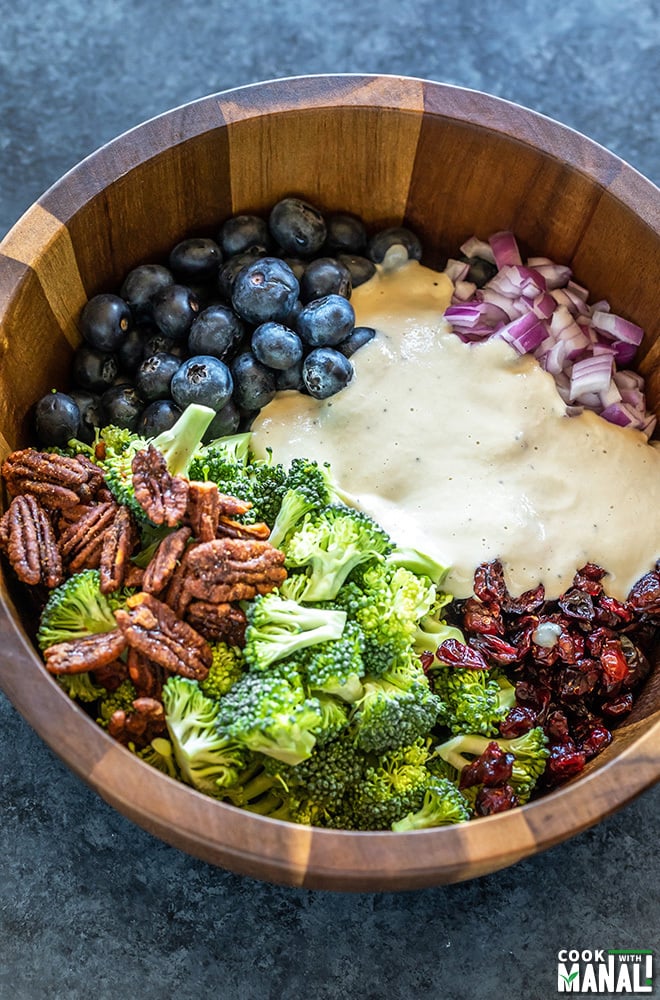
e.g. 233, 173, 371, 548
0, 1, 659, 998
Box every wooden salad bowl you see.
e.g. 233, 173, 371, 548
0, 75, 658, 891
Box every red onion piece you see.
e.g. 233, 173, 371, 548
570, 354, 614, 400
460, 236, 496, 263
591, 309, 644, 346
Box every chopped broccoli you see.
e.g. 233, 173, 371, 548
313, 694, 350, 745
391, 776, 471, 831
267, 457, 339, 548
162, 676, 252, 797
199, 642, 246, 700
97, 679, 137, 728
243, 591, 347, 671
134, 737, 180, 780
386, 546, 449, 585
213, 668, 325, 765
346, 742, 433, 831
36, 569, 125, 650
99, 402, 215, 519
431, 664, 517, 736
300, 619, 365, 703
435, 727, 550, 804
56, 671, 106, 703
282, 505, 391, 601
188, 435, 289, 526
351, 658, 443, 753
413, 591, 464, 655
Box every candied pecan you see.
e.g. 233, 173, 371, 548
2, 449, 102, 508
58, 501, 117, 572
127, 647, 164, 699
91, 657, 129, 691
142, 526, 192, 595
182, 537, 287, 603
124, 563, 145, 589
43, 628, 127, 674
108, 697, 166, 747
186, 600, 248, 645
114, 591, 212, 680
0, 494, 63, 587
216, 516, 271, 541
132, 445, 189, 526
185, 481, 222, 541
100, 505, 138, 593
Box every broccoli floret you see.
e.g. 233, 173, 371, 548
268, 457, 339, 549
162, 677, 252, 797
99, 402, 216, 519
37, 569, 125, 650
347, 742, 433, 831
386, 546, 449, 586
413, 591, 464, 655
282, 505, 391, 601
431, 664, 517, 736
188, 436, 288, 526
97, 679, 137, 728
313, 694, 350, 745
243, 591, 347, 671
351, 659, 443, 753
56, 671, 106, 703
391, 776, 471, 831
435, 727, 549, 804
134, 737, 180, 780
199, 642, 246, 700
301, 619, 365, 703
213, 668, 325, 765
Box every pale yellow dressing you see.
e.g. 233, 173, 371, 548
250, 260, 660, 600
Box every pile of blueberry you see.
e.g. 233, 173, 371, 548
34, 197, 423, 447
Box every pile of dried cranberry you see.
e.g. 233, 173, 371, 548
443, 559, 658, 787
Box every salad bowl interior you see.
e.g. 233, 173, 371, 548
0, 74, 659, 890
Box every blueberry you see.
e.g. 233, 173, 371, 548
67, 389, 103, 444
302, 349, 353, 399
276, 361, 306, 392
232, 257, 299, 325
325, 213, 367, 254
268, 197, 326, 257
218, 215, 270, 257
116, 326, 145, 373
141, 329, 187, 360
72, 344, 118, 393
217, 245, 269, 301
296, 294, 355, 347
34, 391, 80, 447
100, 385, 144, 430
300, 257, 352, 303
230, 352, 277, 411
336, 325, 376, 358
169, 237, 222, 282
171, 355, 233, 411
79, 294, 131, 352
202, 399, 241, 440
151, 284, 200, 340
135, 352, 182, 401
367, 226, 422, 263
120, 264, 174, 317
251, 322, 303, 371
337, 253, 376, 288
188, 304, 244, 360
137, 399, 182, 438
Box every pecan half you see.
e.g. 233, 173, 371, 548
100, 505, 138, 593
186, 600, 248, 646
2, 449, 103, 508
43, 628, 127, 674
132, 445, 189, 526
58, 501, 117, 572
114, 591, 212, 680
108, 697, 166, 747
182, 537, 286, 603
0, 494, 63, 587
91, 657, 129, 692
127, 647, 164, 699
185, 481, 221, 542
216, 516, 271, 541
142, 526, 192, 595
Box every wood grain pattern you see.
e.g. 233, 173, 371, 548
0, 75, 658, 890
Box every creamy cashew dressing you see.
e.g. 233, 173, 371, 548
250, 259, 660, 601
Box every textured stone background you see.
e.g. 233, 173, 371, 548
0, 2, 658, 998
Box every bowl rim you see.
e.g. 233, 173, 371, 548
1, 73, 659, 890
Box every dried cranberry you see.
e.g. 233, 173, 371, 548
586, 626, 615, 658
473, 559, 508, 606
458, 741, 514, 789
516, 681, 551, 713
573, 563, 607, 596
499, 705, 537, 738
595, 594, 634, 627
627, 570, 660, 614
545, 709, 571, 743
557, 627, 585, 665
601, 692, 634, 717
435, 638, 489, 670
580, 724, 612, 760
599, 639, 630, 695
558, 661, 600, 703
559, 588, 595, 622
546, 741, 586, 785
619, 636, 652, 689
419, 650, 435, 673
462, 597, 503, 636
475, 784, 519, 815
503, 582, 546, 616
469, 633, 521, 666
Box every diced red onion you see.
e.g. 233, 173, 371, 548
452, 280, 478, 301
489, 230, 522, 269
498, 311, 548, 355
591, 309, 644, 346
532, 291, 556, 319
614, 369, 645, 390
444, 258, 471, 282
525, 262, 572, 290
459, 236, 496, 263
570, 354, 614, 400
